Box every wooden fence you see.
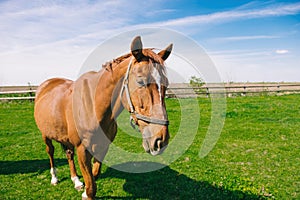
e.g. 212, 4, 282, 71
167, 83, 300, 98
1, 83, 300, 100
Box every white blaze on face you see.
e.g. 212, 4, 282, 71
151, 67, 162, 103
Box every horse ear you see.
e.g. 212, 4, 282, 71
158, 43, 173, 61
131, 36, 144, 62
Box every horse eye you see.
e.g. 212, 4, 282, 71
136, 77, 146, 87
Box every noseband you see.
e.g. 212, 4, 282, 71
120, 57, 169, 129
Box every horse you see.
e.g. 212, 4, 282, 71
34, 36, 172, 199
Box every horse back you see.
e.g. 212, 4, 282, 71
35, 78, 72, 101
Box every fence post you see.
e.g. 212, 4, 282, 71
243, 86, 246, 96
206, 87, 209, 98
277, 84, 280, 95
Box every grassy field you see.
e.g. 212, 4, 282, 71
0, 95, 299, 199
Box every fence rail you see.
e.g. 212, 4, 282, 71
167, 83, 300, 98
1, 83, 300, 100
0, 89, 36, 101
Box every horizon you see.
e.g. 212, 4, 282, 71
1, 81, 300, 88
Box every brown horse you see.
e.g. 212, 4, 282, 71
34, 36, 172, 199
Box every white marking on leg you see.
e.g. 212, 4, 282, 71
71, 176, 84, 190
50, 167, 58, 185
82, 189, 88, 200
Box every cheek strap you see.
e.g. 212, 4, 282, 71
120, 57, 169, 131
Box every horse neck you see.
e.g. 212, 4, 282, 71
94, 57, 131, 122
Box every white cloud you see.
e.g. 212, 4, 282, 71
210, 49, 299, 82
148, 2, 300, 27
214, 35, 280, 42
0, 0, 153, 53
275, 49, 289, 54
0, 1, 300, 85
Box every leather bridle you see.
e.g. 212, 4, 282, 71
120, 57, 169, 129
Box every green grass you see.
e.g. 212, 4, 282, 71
0, 95, 299, 199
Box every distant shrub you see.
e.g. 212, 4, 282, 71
189, 76, 205, 94
189, 76, 205, 87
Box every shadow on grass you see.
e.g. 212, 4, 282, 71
0, 158, 67, 175
99, 162, 260, 200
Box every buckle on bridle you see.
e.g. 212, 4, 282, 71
130, 115, 139, 130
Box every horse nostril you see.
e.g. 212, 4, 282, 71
154, 138, 162, 151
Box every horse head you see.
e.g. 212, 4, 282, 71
120, 36, 172, 156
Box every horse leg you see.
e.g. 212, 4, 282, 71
65, 147, 84, 190
44, 137, 58, 185
92, 146, 109, 179
77, 144, 96, 200
92, 158, 102, 179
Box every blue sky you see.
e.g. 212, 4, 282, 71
0, 0, 299, 85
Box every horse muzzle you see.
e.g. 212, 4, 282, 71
142, 125, 169, 156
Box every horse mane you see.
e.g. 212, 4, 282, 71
102, 48, 168, 86
102, 53, 132, 71
102, 48, 165, 71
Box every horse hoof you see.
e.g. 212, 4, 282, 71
51, 177, 58, 185
72, 176, 84, 191
82, 190, 88, 200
